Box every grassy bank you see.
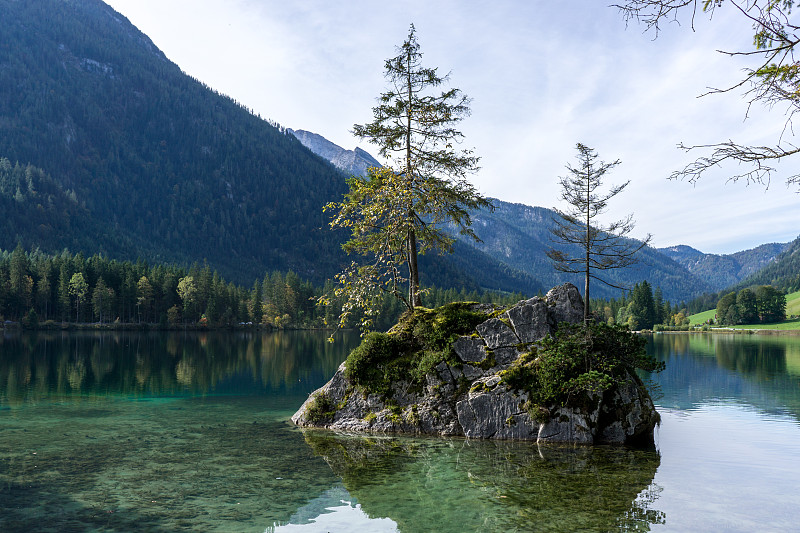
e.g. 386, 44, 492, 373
687, 290, 800, 331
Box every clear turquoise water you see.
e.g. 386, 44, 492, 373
1, 330, 799, 532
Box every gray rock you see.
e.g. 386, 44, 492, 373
292, 283, 660, 445
504, 298, 552, 343
453, 336, 487, 363
456, 385, 538, 439
492, 347, 524, 366
461, 364, 485, 381
546, 283, 584, 325
537, 408, 595, 444
596, 372, 660, 444
476, 318, 520, 349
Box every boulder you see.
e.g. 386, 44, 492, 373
292, 283, 660, 445
476, 318, 519, 349
452, 336, 488, 363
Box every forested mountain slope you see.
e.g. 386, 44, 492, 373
0, 0, 369, 285
733, 237, 800, 293
291, 131, 712, 302
0, 0, 541, 294
462, 201, 711, 302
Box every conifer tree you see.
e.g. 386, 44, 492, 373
326, 24, 490, 331
547, 143, 652, 321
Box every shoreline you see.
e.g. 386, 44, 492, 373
0, 321, 335, 333
651, 328, 800, 336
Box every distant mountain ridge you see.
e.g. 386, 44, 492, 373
657, 242, 790, 293
292, 132, 720, 302
288, 129, 381, 178
3, 0, 786, 303
0, 0, 542, 295
731, 236, 800, 293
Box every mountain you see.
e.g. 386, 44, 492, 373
658, 242, 790, 292
0, 0, 541, 295
0, 0, 353, 284
288, 129, 381, 178
461, 201, 710, 302
291, 132, 712, 302
4, 0, 775, 303
731, 236, 800, 293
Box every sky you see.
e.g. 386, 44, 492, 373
103, 0, 800, 255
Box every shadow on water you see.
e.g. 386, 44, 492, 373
300, 430, 664, 532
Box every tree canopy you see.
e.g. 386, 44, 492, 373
326, 24, 490, 331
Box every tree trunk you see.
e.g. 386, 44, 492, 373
408, 228, 422, 308
584, 168, 591, 323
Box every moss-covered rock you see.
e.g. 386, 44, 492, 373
292, 284, 662, 445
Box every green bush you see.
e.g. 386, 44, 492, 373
344, 332, 400, 395
502, 322, 664, 410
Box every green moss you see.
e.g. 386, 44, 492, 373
454, 376, 471, 398
388, 406, 403, 425
477, 349, 498, 371
470, 381, 487, 393
505, 415, 516, 426
306, 391, 337, 423
406, 405, 420, 426
363, 412, 377, 423
344, 302, 489, 396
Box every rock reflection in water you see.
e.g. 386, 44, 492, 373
302, 430, 664, 532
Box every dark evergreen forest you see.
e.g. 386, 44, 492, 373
0, 245, 526, 331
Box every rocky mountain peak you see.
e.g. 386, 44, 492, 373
288, 129, 381, 178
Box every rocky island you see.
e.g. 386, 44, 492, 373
293, 284, 661, 445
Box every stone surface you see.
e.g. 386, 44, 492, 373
493, 347, 523, 366
456, 384, 538, 440
545, 284, 584, 325
476, 318, 519, 349
504, 298, 552, 343
452, 336, 488, 363
292, 283, 660, 445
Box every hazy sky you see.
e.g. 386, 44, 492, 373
104, 0, 800, 254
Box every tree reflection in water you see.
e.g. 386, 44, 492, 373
0, 330, 360, 405
302, 430, 664, 532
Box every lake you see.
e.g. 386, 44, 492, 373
1, 330, 799, 532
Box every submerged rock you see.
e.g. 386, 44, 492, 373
292, 283, 660, 445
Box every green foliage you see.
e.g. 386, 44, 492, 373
715, 285, 786, 325
501, 322, 664, 410
756, 285, 786, 323
344, 332, 401, 395
327, 24, 490, 330
343, 302, 487, 395
0, 1, 351, 285
737, 288, 759, 324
